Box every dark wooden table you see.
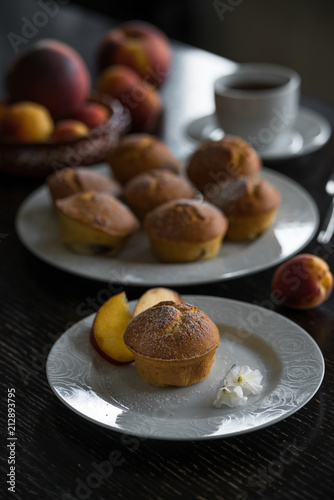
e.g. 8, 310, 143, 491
1, 2, 334, 499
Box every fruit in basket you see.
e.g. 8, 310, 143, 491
133, 287, 183, 316
71, 102, 110, 129
97, 21, 171, 87
52, 119, 89, 141
97, 64, 141, 96
0, 101, 54, 142
97, 65, 162, 132
271, 253, 333, 309
91, 291, 134, 364
6, 39, 91, 120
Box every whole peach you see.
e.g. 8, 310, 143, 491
6, 39, 91, 120
0, 101, 53, 142
97, 65, 162, 133
52, 120, 89, 141
97, 65, 142, 96
271, 253, 333, 309
72, 102, 110, 129
97, 21, 171, 87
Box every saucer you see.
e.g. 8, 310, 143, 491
186, 106, 331, 161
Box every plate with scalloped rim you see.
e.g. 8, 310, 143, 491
16, 165, 319, 286
46, 295, 325, 440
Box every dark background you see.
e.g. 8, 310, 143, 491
70, 0, 334, 103
1, 0, 334, 103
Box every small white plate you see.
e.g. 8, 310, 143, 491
15, 166, 319, 286
46, 295, 325, 440
186, 106, 331, 161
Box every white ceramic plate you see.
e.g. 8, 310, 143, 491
46, 295, 325, 440
186, 106, 332, 161
15, 166, 319, 286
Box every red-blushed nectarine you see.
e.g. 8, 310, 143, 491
0, 101, 54, 142
133, 287, 183, 316
91, 291, 134, 364
6, 39, 91, 120
97, 64, 142, 96
96, 65, 162, 133
97, 21, 171, 87
71, 102, 110, 129
52, 119, 89, 141
271, 253, 333, 309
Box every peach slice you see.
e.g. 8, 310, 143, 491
133, 287, 183, 316
91, 291, 134, 364
271, 253, 333, 309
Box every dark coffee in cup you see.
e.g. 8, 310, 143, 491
214, 64, 301, 152
227, 81, 283, 91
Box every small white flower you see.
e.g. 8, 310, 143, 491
225, 365, 264, 396
213, 364, 264, 408
213, 384, 248, 408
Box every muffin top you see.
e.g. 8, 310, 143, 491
208, 176, 281, 216
56, 191, 139, 236
47, 167, 122, 202
186, 135, 262, 194
107, 133, 181, 185
124, 169, 196, 219
143, 198, 228, 242
123, 301, 220, 360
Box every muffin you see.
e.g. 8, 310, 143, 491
123, 300, 220, 387
186, 135, 261, 195
143, 198, 228, 262
47, 167, 122, 204
208, 176, 281, 241
56, 191, 139, 255
107, 133, 181, 185
123, 169, 197, 220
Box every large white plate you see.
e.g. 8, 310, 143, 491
46, 295, 325, 440
15, 166, 319, 286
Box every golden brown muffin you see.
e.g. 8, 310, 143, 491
107, 133, 181, 185
56, 191, 139, 255
47, 167, 122, 204
123, 169, 197, 220
123, 300, 220, 387
143, 198, 228, 262
186, 135, 262, 195
208, 176, 281, 241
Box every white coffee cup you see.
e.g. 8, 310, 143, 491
214, 63, 301, 152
